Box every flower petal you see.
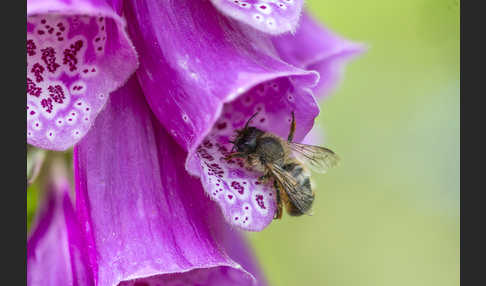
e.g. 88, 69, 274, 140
272, 12, 366, 98
122, 225, 269, 286
74, 77, 259, 286
301, 123, 325, 146
212, 215, 269, 286
191, 81, 319, 231
27, 180, 93, 286
125, 0, 319, 231
27, 0, 138, 150
210, 0, 304, 35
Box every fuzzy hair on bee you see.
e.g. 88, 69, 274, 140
227, 111, 340, 219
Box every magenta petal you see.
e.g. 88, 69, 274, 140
27, 180, 93, 286
273, 12, 366, 98
125, 0, 319, 231
74, 77, 260, 285
212, 215, 269, 286
210, 0, 304, 35
27, 0, 138, 150
123, 225, 269, 286
301, 124, 325, 146
190, 82, 320, 231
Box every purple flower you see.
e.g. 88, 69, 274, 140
272, 12, 366, 98
27, 0, 138, 150
27, 0, 363, 285
73, 77, 269, 285
123, 0, 363, 231
27, 176, 94, 285
29, 140, 267, 286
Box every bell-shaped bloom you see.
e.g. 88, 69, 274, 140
27, 0, 362, 231
27, 177, 94, 285
27, 0, 363, 233
27, 0, 363, 284
126, 0, 363, 231
73, 77, 267, 286
27, 0, 138, 150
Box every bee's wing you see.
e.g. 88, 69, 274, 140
267, 163, 313, 215
289, 142, 340, 174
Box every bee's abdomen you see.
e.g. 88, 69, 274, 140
282, 162, 314, 216
283, 163, 311, 190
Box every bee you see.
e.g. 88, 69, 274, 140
227, 112, 340, 219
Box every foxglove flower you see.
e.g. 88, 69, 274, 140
27, 0, 138, 150
27, 132, 267, 286
27, 0, 363, 285
124, 0, 363, 231
272, 12, 365, 97
74, 77, 267, 285
27, 174, 94, 285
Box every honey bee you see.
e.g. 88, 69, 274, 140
227, 112, 340, 219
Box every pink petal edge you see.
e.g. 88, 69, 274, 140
273, 11, 366, 98
210, 0, 304, 35
27, 0, 138, 150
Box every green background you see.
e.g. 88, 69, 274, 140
247, 0, 460, 286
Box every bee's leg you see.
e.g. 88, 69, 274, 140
258, 171, 272, 183
224, 152, 244, 161
287, 111, 296, 142
273, 181, 283, 220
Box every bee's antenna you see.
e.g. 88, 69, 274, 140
244, 111, 259, 130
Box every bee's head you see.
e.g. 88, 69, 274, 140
229, 112, 263, 154
231, 126, 263, 153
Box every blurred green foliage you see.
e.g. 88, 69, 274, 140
247, 0, 459, 286
27, 181, 39, 232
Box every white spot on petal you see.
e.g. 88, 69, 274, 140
256, 3, 272, 15
266, 18, 276, 29
242, 203, 252, 213
56, 118, 64, 126
287, 93, 295, 102
72, 129, 82, 138
66, 116, 77, 125
32, 120, 42, 130
239, 2, 251, 8
46, 130, 55, 140
225, 191, 237, 204
182, 113, 189, 122
253, 14, 264, 23
74, 100, 85, 109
